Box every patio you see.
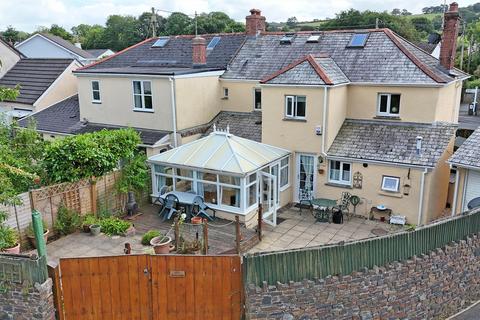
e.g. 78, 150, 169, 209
249, 206, 405, 253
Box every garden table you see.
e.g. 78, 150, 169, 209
160, 191, 202, 216
311, 198, 337, 222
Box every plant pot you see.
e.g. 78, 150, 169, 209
90, 224, 101, 236
3, 243, 20, 254
27, 229, 49, 249
82, 224, 92, 233
190, 216, 203, 225
150, 236, 172, 254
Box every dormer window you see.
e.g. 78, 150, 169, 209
280, 34, 295, 44
347, 33, 369, 48
152, 37, 170, 48
306, 34, 320, 43
377, 93, 400, 117
207, 37, 221, 50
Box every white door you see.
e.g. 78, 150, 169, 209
463, 170, 480, 211
295, 154, 316, 202
261, 171, 277, 226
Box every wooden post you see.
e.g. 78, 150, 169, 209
257, 203, 262, 241
48, 263, 65, 320
235, 215, 241, 254
202, 219, 208, 255
174, 217, 179, 248
124, 243, 131, 254
90, 179, 97, 216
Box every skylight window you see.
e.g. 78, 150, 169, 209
152, 37, 170, 48
207, 36, 221, 50
347, 33, 369, 48
306, 34, 320, 43
280, 34, 295, 44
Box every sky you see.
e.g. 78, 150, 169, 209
1, 0, 480, 32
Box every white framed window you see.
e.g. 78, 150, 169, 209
328, 160, 352, 185
285, 95, 306, 119
254, 88, 262, 110
91, 80, 101, 103
133, 80, 153, 111
223, 87, 229, 98
280, 156, 289, 189
381, 176, 400, 192
377, 93, 400, 117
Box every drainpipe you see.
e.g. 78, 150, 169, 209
451, 165, 459, 216
321, 86, 328, 156
417, 168, 428, 226
169, 77, 178, 147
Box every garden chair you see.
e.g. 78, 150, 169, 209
334, 192, 352, 219
192, 196, 215, 221
153, 185, 170, 209
159, 194, 179, 222
298, 189, 313, 213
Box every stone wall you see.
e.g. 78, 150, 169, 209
0, 278, 55, 320
246, 234, 480, 320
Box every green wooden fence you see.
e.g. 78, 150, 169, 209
244, 209, 480, 286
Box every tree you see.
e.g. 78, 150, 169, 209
165, 12, 193, 35
401, 9, 412, 16
138, 11, 167, 38
410, 17, 434, 36
37, 24, 73, 41
286, 17, 298, 28
100, 15, 142, 51
71, 24, 106, 49
1, 26, 29, 44
391, 9, 401, 15
195, 12, 244, 34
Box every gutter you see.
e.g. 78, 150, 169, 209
326, 155, 433, 170
169, 77, 178, 147
321, 87, 328, 156
417, 167, 428, 226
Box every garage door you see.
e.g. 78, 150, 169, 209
464, 170, 480, 211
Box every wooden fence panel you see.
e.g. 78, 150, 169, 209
244, 209, 480, 286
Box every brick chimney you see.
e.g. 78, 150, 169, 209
192, 36, 206, 66
245, 9, 266, 36
439, 2, 460, 70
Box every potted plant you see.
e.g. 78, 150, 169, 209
26, 219, 49, 249
190, 216, 203, 225
150, 234, 172, 254
82, 214, 97, 233
90, 224, 101, 236
141, 230, 162, 246
0, 211, 20, 254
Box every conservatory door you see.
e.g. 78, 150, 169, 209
261, 171, 277, 226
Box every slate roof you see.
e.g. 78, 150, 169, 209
203, 111, 262, 142
18, 95, 169, 145
0, 58, 74, 104
38, 33, 95, 59
327, 119, 456, 167
85, 49, 112, 58
413, 42, 437, 54
223, 29, 468, 84
77, 34, 246, 74
261, 54, 349, 85
448, 127, 480, 169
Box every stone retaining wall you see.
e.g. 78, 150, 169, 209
246, 234, 480, 320
0, 278, 55, 320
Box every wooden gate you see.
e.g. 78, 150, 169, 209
53, 255, 243, 320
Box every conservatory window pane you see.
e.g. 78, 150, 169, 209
175, 177, 193, 192
248, 173, 257, 184
221, 186, 241, 208
219, 175, 241, 185
154, 165, 172, 175
247, 183, 257, 207
198, 182, 217, 204
198, 172, 217, 182
156, 175, 173, 192
176, 168, 193, 178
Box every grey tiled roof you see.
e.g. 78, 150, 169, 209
39, 33, 95, 59
327, 119, 456, 167
449, 127, 480, 168
78, 34, 246, 73
203, 111, 262, 142
75, 66, 221, 76
18, 95, 168, 145
0, 58, 73, 104
85, 49, 112, 58
223, 30, 465, 84
413, 41, 437, 54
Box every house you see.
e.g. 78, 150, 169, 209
25, 4, 467, 225
448, 127, 480, 213
0, 58, 81, 121
0, 37, 24, 78
84, 49, 115, 60
15, 33, 98, 65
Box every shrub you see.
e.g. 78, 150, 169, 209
99, 217, 131, 236
0, 225, 19, 250
54, 206, 81, 236
26, 218, 48, 237
466, 78, 480, 89
116, 152, 149, 195
141, 230, 162, 245
82, 214, 97, 226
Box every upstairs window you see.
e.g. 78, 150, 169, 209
285, 95, 306, 119
254, 88, 262, 110
347, 33, 369, 48
377, 93, 400, 117
223, 87, 229, 98
133, 80, 153, 110
91, 80, 101, 103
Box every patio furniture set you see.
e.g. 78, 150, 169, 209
299, 191, 362, 224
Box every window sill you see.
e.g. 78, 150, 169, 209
221, 97, 229, 100
92, 101, 102, 104
378, 190, 403, 198
325, 182, 352, 189
283, 117, 306, 122
133, 108, 154, 113
374, 116, 401, 120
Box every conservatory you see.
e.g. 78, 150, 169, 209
148, 127, 291, 226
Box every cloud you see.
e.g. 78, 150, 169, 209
1, 0, 478, 32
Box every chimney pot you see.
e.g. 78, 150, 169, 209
192, 36, 206, 66
439, 2, 460, 70
246, 8, 266, 36
416, 136, 423, 155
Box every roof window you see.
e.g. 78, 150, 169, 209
306, 34, 320, 43
347, 33, 369, 48
280, 33, 295, 44
207, 36, 221, 50
152, 37, 170, 48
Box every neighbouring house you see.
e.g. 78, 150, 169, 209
84, 49, 115, 60
0, 37, 24, 78
448, 127, 480, 213
0, 58, 81, 122
414, 32, 442, 59
26, 4, 467, 225
15, 33, 98, 65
